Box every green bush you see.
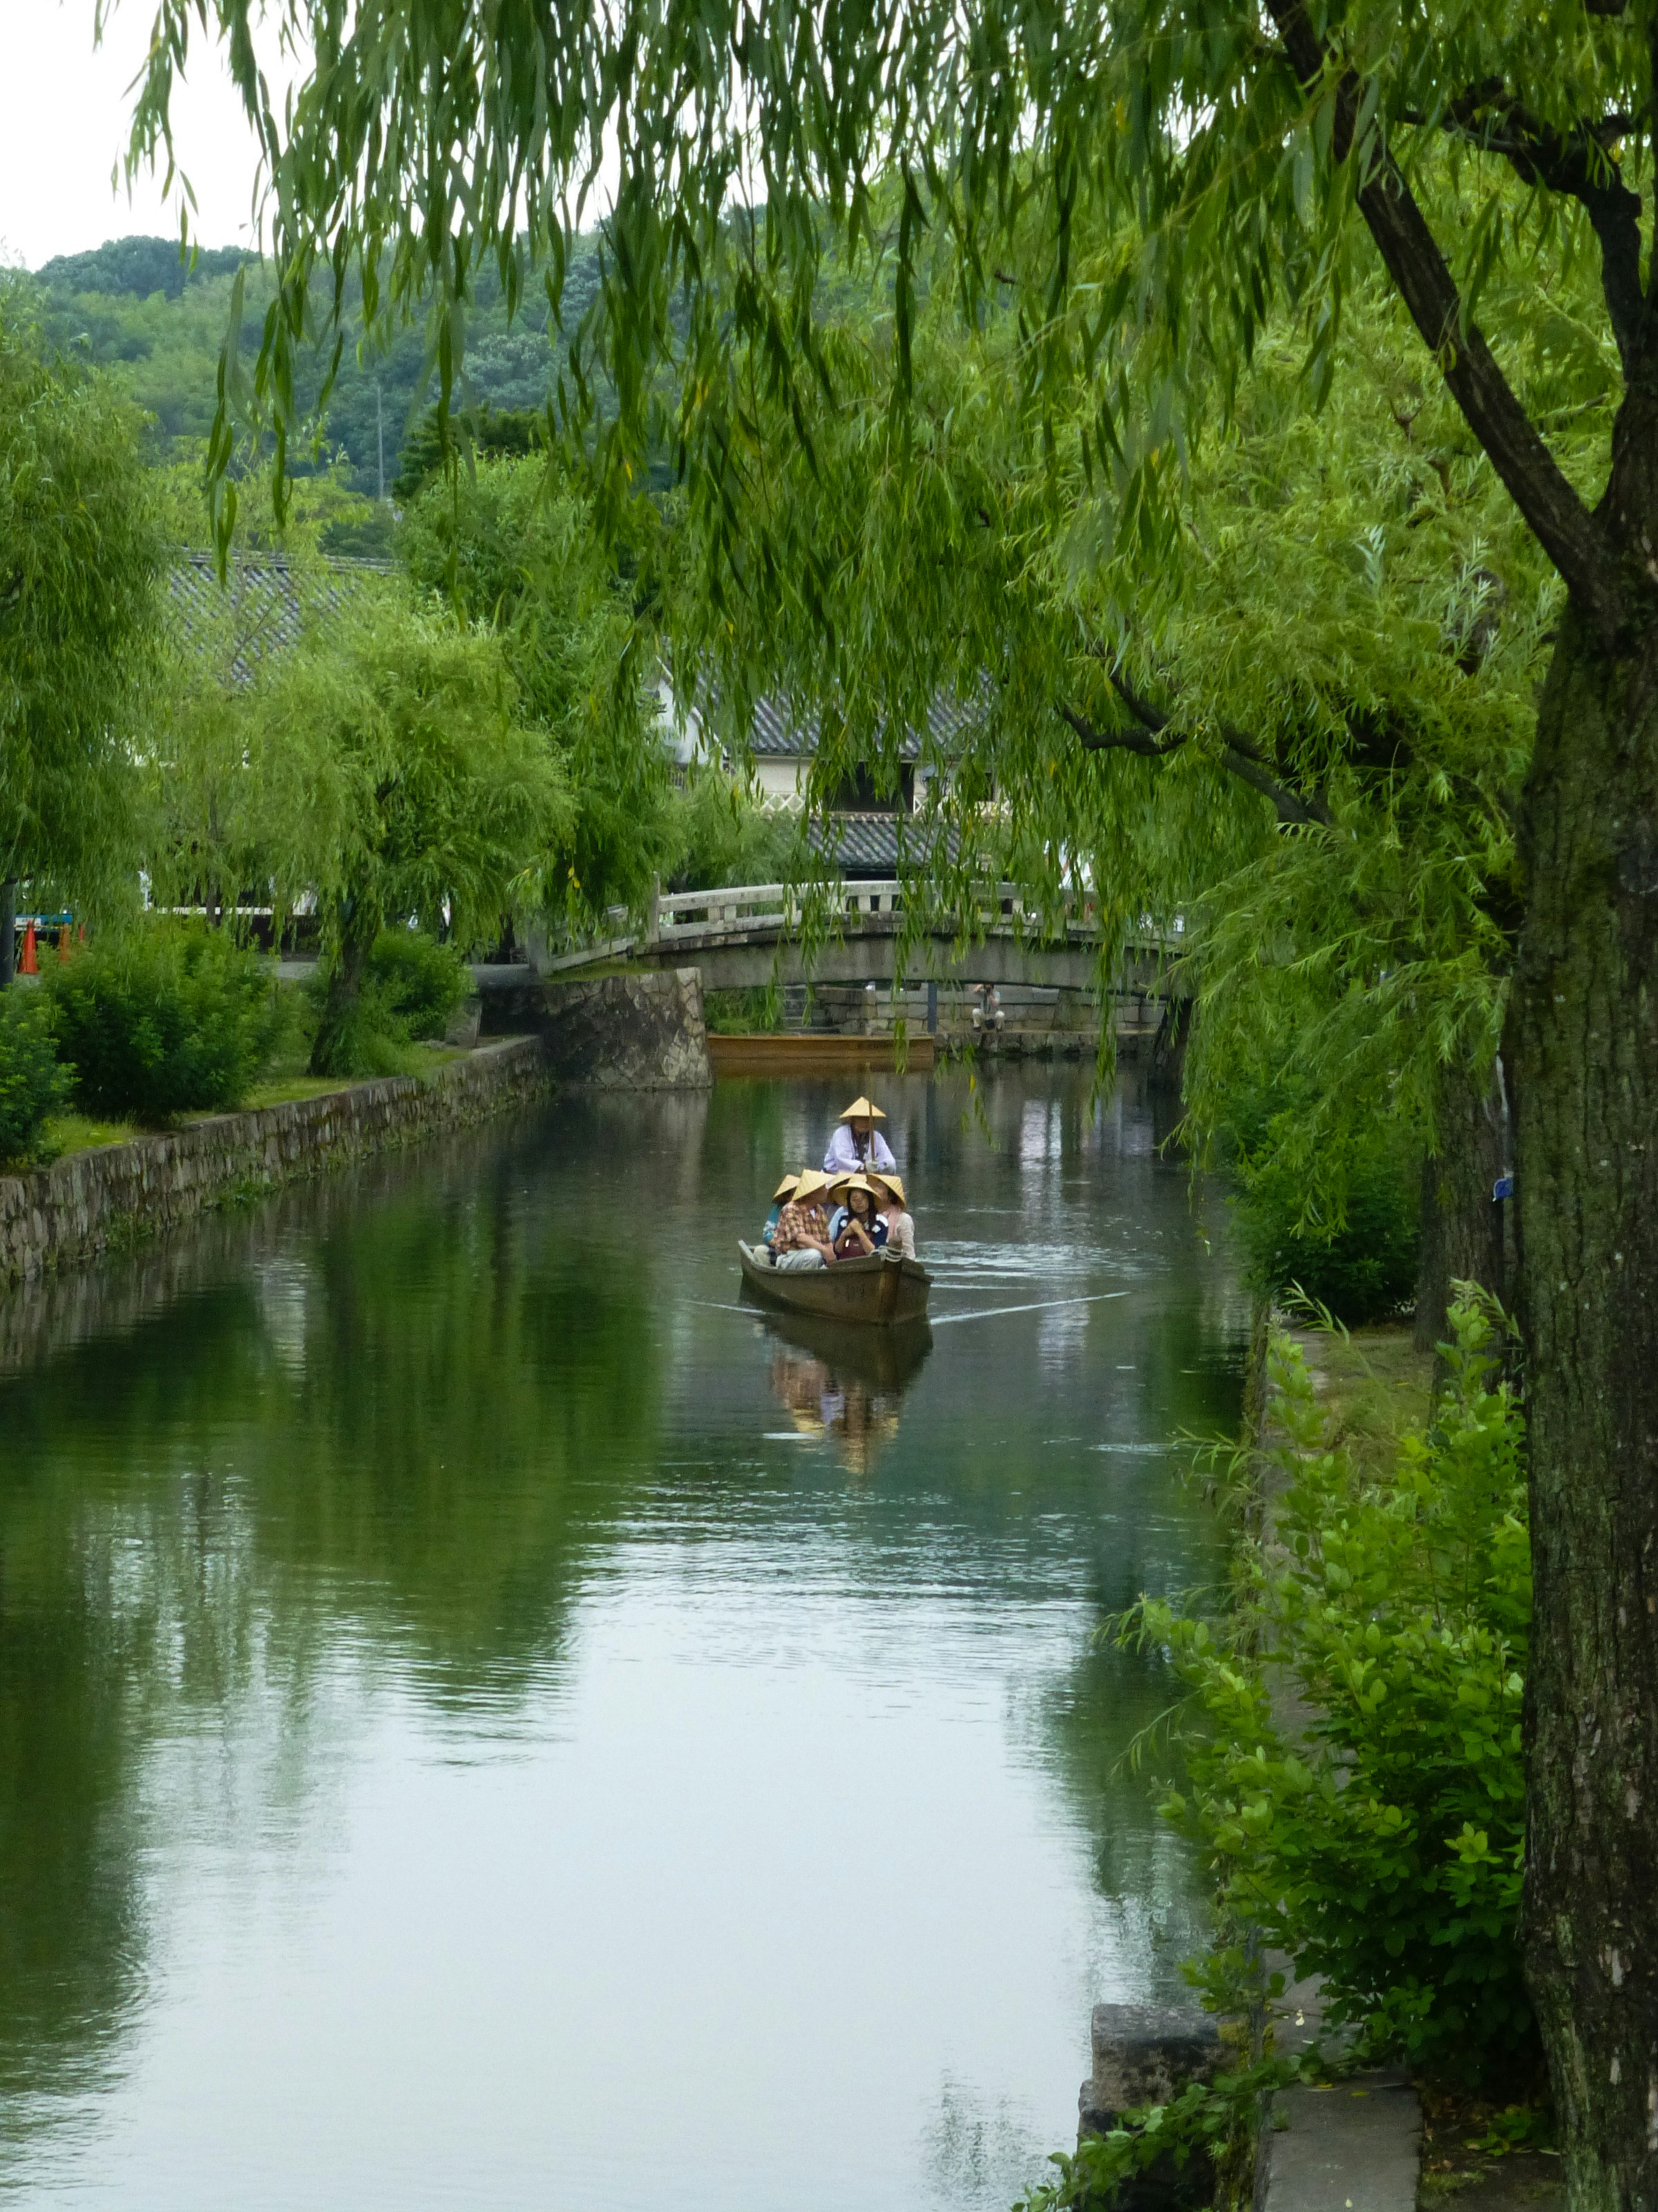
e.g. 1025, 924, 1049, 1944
1129, 1293, 1534, 2088
364, 930, 470, 1040
0, 988, 72, 1164
1230, 1110, 1420, 1325
44, 922, 285, 1122
304, 929, 469, 1078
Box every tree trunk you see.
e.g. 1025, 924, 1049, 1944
0, 879, 15, 990
309, 902, 380, 1076
1509, 594, 1658, 2210
1414, 1057, 1512, 1354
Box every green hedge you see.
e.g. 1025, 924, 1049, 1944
44, 922, 285, 1122
0, 988, 73, 1165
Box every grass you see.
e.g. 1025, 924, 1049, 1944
12, 1045, 468, 1169
1290, 1317, 1435, 1481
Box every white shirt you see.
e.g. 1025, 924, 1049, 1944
823, 1123, 898, 1176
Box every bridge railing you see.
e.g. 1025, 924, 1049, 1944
649, 881, 1092, 943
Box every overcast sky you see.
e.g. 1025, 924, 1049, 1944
0, 3, 265, 269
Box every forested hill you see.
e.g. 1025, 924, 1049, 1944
28, 234, 607, 496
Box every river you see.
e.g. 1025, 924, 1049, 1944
0, 1065, 1246, 2212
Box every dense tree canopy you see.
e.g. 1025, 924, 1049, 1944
0, 294, 161, 948
397, 455, 669, 929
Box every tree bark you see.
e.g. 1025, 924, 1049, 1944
1509, 591, 1658, 2211
1414, 1058, 1512, 1354
309, 900, 380, 1077
0, 880, 15, 990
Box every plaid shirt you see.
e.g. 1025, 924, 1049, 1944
772, 1200, 828, 1255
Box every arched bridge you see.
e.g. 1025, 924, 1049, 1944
542, 882, 1177, 999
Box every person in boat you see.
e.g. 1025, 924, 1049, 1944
763, 1173, 800, 1248
827, 1173, 888, 1259
823, 1095, 898, 1178
870, 1170, 916, 1261
770, 1169, 837, 1271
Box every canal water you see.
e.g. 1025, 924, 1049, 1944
0, 1067, 1246, 2212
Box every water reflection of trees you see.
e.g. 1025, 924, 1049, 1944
0, 1108, 668, 2140
0, 1065, 1245, 2171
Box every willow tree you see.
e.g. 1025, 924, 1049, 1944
238, 593, 572, 1071
644, 248, 1558, 1344
396, 456, 671, 932
0, 293, 160, 980
123, 0, 1658, 2193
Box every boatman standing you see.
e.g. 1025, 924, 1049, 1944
823, 1096, 899, 1179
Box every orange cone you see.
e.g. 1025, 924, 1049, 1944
19, 921, 38, 976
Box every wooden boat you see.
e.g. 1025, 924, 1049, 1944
742, 1299, 935, 1391
709, 1033, 936, 1076
736, 1240, 933, 1325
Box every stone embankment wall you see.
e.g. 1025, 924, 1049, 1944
537, 969, 713, 1089
0, 1037, 552, 1291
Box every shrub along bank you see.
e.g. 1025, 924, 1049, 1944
1015, 1294, 1534, 2210
44, 922, 286, 1123
0, 921, 480, 1170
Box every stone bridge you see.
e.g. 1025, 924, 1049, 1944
540, 882, 1179, 1000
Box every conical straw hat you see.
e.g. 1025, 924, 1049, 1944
828, 1171, 877, 1202
772, 1173, 801, 1201
793, 1168, 832, 1203
837, 1095, 886, 1121
870, 1171, 905, 1205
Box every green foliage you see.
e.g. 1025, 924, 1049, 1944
28, 238, 608, 497
1226, 1082, 1421, 1325
303, 931, 470, 1078
220, 589, 569, 1075
1013, 2054, 1290, 2212
396, 455, 665, 929
43, 923, 285, 1123
36, 237, 247, 303
363, 931, 470, 1040
661, 773, 801, 893
0, 292, 163, 907
392, 403, 547, 502
0, 989, 73, 1166
1128, 1296, 1533, 2088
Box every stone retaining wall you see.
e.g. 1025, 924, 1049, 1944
0, 1037, 553, 1291
537, 969, 713, 1089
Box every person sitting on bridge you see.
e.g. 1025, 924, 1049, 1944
763, 1173, 799, 1247
771, 1170, 836, 1270
823, 1096, 898, 1178
870, 1172, 916, 1261
827, 1173, 888, 1259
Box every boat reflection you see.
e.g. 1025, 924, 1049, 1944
743, 1297, 934, 1475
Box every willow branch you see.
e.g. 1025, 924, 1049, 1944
1265, 0, 1622, 637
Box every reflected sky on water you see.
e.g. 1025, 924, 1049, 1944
0, 1065, 1246, 2212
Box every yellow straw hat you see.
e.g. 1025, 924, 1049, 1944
829, 1171, 877, 1203
870, 1170, 905, 1206
772, 1173, 801, 1201
837, 1095, 887, 1122
793, 1168, 831, 1204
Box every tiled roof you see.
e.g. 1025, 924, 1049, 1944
807, 811, 962, 879
747, 688, 985, 761
166, 550, 392, 688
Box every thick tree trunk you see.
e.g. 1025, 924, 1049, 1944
0, 879, 15, 990
1414, 1058, 1511, 1354
1509, 596, 1658, 2210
